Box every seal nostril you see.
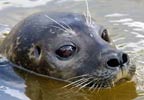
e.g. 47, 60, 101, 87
122, 53, 128, 64
107, 58, 120, 67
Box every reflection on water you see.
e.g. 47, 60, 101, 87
0, 0, 144, 100
0, 64, 137, 100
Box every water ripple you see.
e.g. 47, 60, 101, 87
0, 86, 30, 100
0, 0, 52, 10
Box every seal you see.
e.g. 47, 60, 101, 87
0, 12, 136, 88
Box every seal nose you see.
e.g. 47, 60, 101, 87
106, 53, 129, 68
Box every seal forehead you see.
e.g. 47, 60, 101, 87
18, 12, 102, 41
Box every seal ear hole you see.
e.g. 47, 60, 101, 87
101, 29, 111, 42
34, 46, 41, 58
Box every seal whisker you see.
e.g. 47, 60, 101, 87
45, 15, 75, 34
84, 0, 92, 25
95, 81, 104, 93
60, 21, 73, 31
68, 78, 90, 91
74, 77, 92, 88
62, 78, 87, 88
78, 79, 95, 91
50, 24, 75, 36
45, 15, 67, 30
89, 82, 97, 91
66, 74, 89, 81
88, 78, 100, 91
92, 83, 99, 93
83, 12, 89, 26
91, 79, 103, 92
72, 78, 88, 87
50, 25, 67, 32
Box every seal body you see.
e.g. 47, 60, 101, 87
0, 12, 136, 87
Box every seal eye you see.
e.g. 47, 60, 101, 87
101, 29, 110, 42
55, 45, 76, 59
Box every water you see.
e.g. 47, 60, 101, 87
0, 0, 144, 100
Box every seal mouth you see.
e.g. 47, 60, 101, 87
114, 77, 131, 85
64, 66, 135, 89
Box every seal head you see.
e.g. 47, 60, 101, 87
0, 12, 136, 88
